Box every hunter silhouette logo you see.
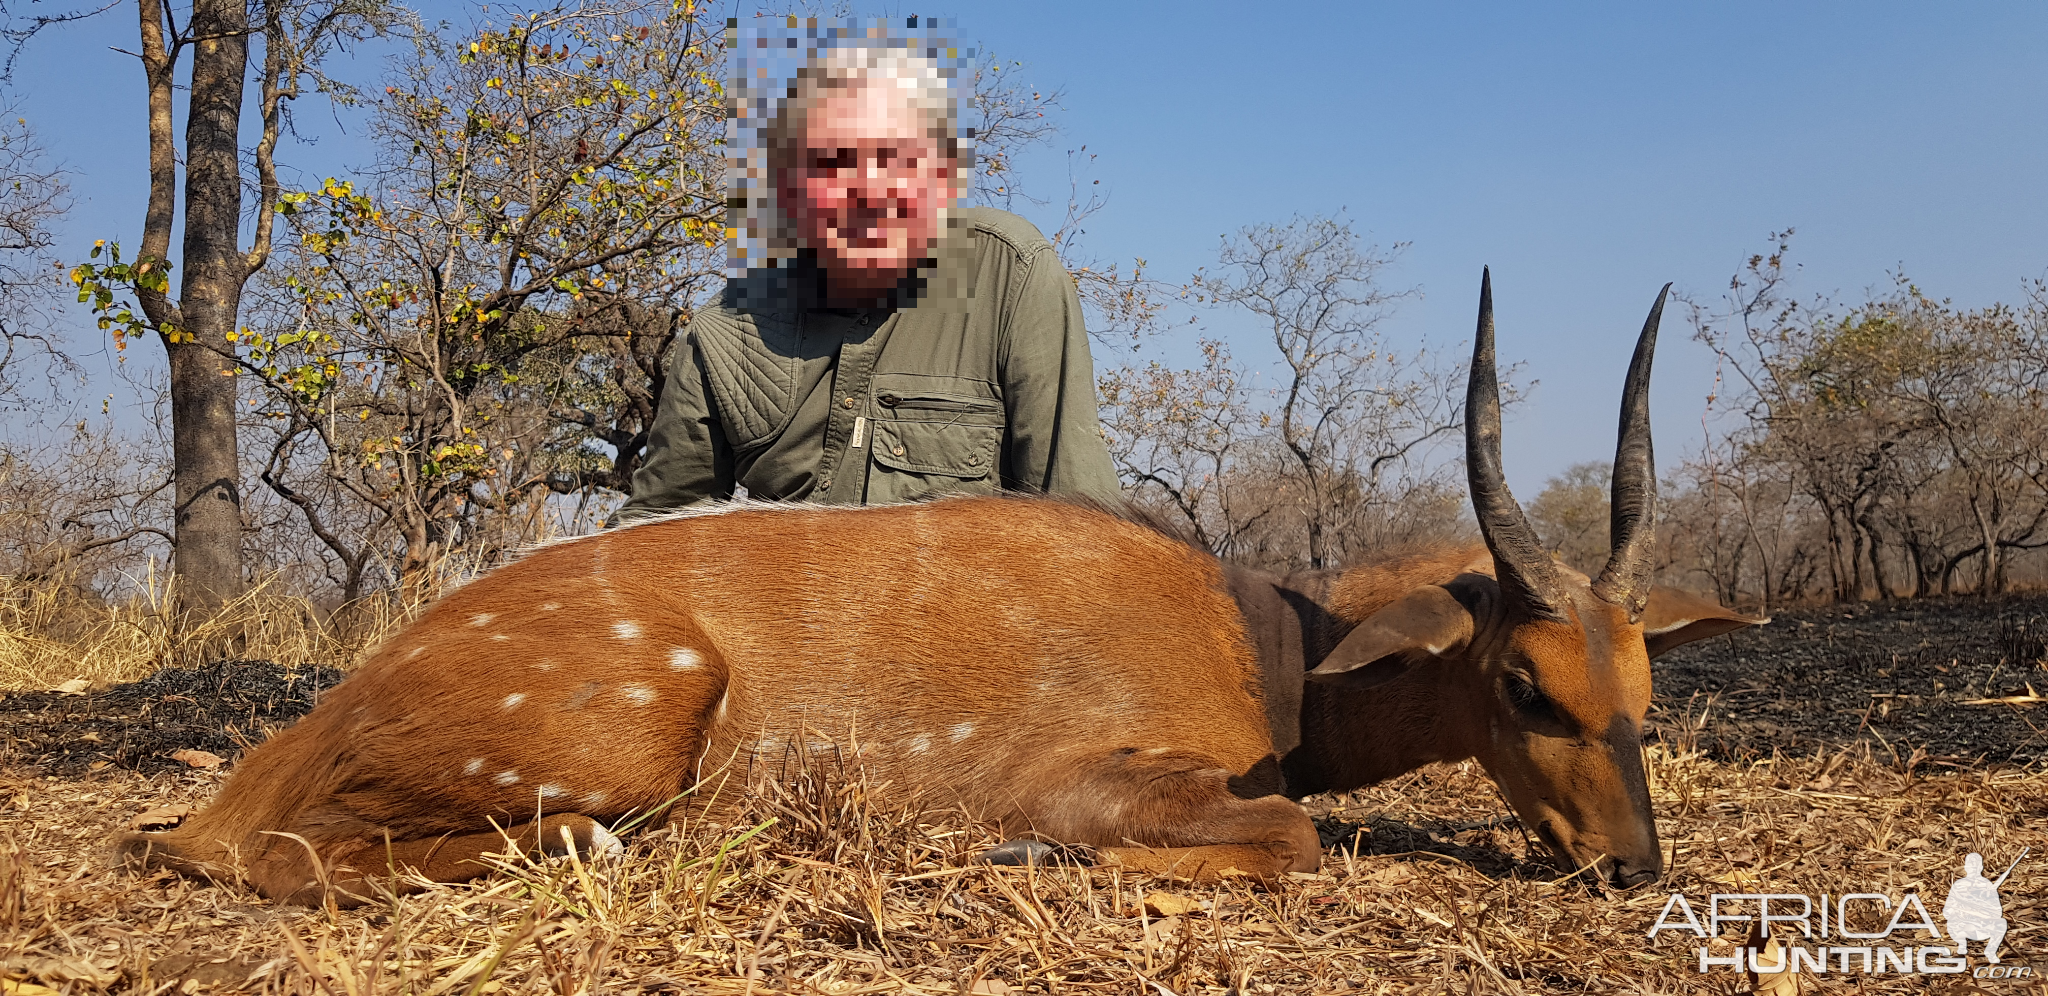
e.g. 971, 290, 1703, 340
1945, 849, 2024, 965
1648, 847, 2032, 978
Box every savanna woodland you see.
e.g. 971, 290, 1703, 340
2, 3, 2045, 994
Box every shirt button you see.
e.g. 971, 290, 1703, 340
967, 453, 983, 466
857, 315, 869, 327
841, 397, 856, 409
892, 445, 906, 457
819, 477, 831, 489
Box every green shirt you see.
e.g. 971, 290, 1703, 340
618, 207, 1122, 519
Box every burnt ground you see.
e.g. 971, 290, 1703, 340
3, 593, 2045, 781
1647, 591, 2048, 769
0, 661, 346, 776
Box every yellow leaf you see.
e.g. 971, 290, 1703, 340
1143, 891, 1205, 917
170, 748, 225, 769
1746, 922, 1806, 995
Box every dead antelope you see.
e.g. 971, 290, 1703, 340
1233, 269, 1765, 887
126, 272, 1763, 904
125, 496, 1324, 904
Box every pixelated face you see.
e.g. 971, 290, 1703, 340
775, 82, 957, 295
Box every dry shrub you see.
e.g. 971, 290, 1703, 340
3, 728, 2043, 994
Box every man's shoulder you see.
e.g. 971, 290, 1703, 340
956, 206, 1056, 259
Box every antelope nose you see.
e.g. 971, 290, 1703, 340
1608, 857, 1662, 889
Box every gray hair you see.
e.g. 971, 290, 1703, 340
725, 18, 976, 275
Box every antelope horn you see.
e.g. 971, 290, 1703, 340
1591, 284, 1670, 620
1467, 268, 1568, 622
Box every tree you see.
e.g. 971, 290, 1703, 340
69, 0, 399, 614
1672, 234, 2048, 602
238, 2, 726, 599
1103, 214, 1469, 571
0, 111, 67, 409
1187, 215, 1457, 569
1527, 461, 1610, 575
1099, 339, 1264, 556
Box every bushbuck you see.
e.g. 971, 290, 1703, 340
125, 496, 1325, 904
126, 272, 1762, 903
1233, 269, 1765, 887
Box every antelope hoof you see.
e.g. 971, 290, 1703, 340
541, 819, 626, 860
977, 839, 1057, 867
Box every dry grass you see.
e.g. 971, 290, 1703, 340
4, 733, 2043, 995
0, 570, 422, 694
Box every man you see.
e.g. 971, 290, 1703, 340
618, 37, 1121, 518
1942, 851, 2011, 964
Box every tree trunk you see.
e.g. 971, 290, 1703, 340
1971, 496, 2002, 595
1859, 508, 1897, 600
167, 0, 253, 613
1817, 495, 1854, 602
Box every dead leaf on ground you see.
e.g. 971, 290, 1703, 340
1141, 914, 1184, 954
6, 955, 120, 988
169, 748, 224, 769
1143, 890, 1206, 917
1745, 922, 1806, 995
149, 952, 276, 990
128, 803, 193, 831
1, 980, 64, 996
52, 678, 89, 695
967, 982, 1012, 996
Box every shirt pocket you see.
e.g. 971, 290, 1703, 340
864, 382, 1004, 501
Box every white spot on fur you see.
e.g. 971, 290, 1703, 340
533, 659, 556, 671
621, 683, 656, 706
501, 693, 526, 711
540, 602, 562, 611
581, 790, 609, 806
464, 758, 484, 776
407, 646, 425, 659
909, 734, 932, 755
668, 647, 704, 670
538, 784, 567, 800
1145, 747, 1171, 755
712, 690, 729, 723
491, 633, 510, 642
494, 770, 519, 786
613, 620, 642, 640
949, 722, 974, 743
469, 613, 495, 627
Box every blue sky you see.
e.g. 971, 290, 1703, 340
7, 2, 2045, 494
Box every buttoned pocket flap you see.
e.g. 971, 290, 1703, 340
870, 419, 999, 478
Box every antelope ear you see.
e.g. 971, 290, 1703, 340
1307, 585, 1473, 690
1642, 586, 1769, 657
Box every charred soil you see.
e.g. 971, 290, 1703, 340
1649, 591, 2048, 769
0, 661, 345, 776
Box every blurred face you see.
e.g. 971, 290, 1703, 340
775, 82, 957, 300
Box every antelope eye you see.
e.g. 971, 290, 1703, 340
1503, 671, 1557, 721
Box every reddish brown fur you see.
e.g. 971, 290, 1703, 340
1247, 545, 1760, 887
126, 497, 1320, 903
1223, 275, 1771, 887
